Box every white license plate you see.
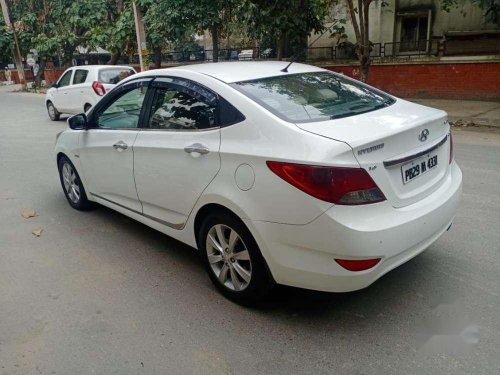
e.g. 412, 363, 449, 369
401, 153, 438, 184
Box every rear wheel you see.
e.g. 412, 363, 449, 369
58, 155, 93, 210
199, 211, 274, 305
47, 101, 60, 121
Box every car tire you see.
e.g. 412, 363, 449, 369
58, 155, 94, 211
199, 211, 274, 305
84, 103, 92, 113
47, 101, 60, 121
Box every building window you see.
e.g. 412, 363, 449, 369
399, 13, 430, 51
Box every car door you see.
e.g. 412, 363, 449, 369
53, 69, 74, 112
78, 78, 152, 213
133, 77, 222, 229
66, 68, 89, 113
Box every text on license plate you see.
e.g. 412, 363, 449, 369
401, 154, 438, 184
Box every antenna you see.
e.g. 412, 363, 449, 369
280, 57, 295, 73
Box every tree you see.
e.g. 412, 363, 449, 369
8, 0, 109, 84
0, 12, 13, 67
441, 0, 500, 27
144, 0, 237, 63
345, 0, 374, 82
86, 0, 136, 65
239, 0, 334, 60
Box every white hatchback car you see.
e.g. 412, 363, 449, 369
55, 62, 462, 304
45, 65, 136, 120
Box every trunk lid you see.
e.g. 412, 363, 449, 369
295, 99, 451, 208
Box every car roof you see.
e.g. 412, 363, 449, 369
137, 61, 327, 84
71, 65, 135, 70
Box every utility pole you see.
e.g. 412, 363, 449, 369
0, 0, 26, 90
132, 1, 148, 72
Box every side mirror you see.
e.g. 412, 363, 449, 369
51, 83, 59, 88
68, 113, 88, 130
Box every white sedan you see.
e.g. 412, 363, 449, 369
54, 62, 462, 304
45, 65, 136, 120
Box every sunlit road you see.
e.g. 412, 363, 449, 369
1, 87, 499, 374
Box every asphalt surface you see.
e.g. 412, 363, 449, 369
1, 88, 499, 375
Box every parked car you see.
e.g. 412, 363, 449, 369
54, 62, 462, 304
238, 49, 254, 60
45, 65, 136, 120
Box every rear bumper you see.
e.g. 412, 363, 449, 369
248, 162, 462, 292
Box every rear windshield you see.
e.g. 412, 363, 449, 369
98, 68, 135, 84
232, 72, 394, 123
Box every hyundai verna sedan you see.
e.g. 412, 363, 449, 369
55, 62, 462, 304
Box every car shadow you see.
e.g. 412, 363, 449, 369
86, 202, 449, 315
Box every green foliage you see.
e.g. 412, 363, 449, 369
0, 13, 13, 66
86, 1, 136, 56
238, 0, 335, 55
9, 0, 109, 62
441, 0, 500, 27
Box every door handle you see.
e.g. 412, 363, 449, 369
113, 141, 128, 151
184, 143, 209, 155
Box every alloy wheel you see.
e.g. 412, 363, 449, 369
62, 162, 80, 204
206, 224, 252, 291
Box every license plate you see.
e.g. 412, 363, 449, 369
401, 153, 438, 184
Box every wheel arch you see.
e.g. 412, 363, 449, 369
193, 203, 245, 248
193, 201, 277, 287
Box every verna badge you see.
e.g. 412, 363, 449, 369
418, 129, 429, 142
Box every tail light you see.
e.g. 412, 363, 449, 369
449, 132, 453, 164
266, 161, 386, 205
92, 81, 106, 96
335, 258, 381, 271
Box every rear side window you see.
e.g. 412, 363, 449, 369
148, 86, 216, 130
98, 68, 135, 84
232, 72, 394, 123
73, 69, 88, 84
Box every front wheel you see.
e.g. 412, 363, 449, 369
199, 211, 274, 305
58, 156, 93, 210
47, 101, 60, 121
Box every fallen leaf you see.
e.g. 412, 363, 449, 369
32, 228, 43, 237
21, 209, 37, 219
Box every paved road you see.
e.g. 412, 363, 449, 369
1, 88, 499, 375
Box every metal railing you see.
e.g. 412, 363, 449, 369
383, 40, 439, 57
38, 37, 500, 71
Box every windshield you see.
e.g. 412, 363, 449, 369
232, 72, 394, 123
98, 68, 135, 84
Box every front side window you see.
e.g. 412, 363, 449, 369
58, 70, 72, 87
232, 72, 394, 123
148, 86, 216, 130
73, 69, 89, 84
96, 86, 147, 129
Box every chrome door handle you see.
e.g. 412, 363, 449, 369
184, 143, 209, 155
113, 141, 128, 151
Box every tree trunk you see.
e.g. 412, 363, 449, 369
359, 56, 370, 82
211, 25, 219, 62
35, 57, 46, 87
109, 51, 121, 65
277, 35, 286, 60
153, 47, 162, 68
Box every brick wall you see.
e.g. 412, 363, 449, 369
44, 68, 66, 85
1, 69, 34, 83
325, 61, 500, 101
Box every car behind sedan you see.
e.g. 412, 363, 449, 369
45, 65, 136, 120
54, 62, 462, 304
